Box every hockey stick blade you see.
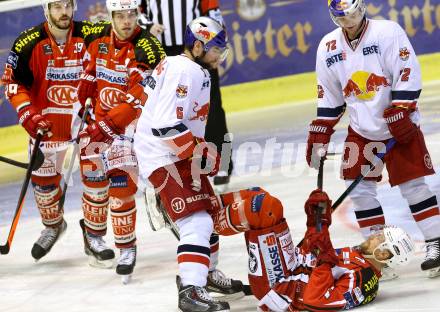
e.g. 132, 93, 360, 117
0, 131, 44, 254
0, 147, 45, 171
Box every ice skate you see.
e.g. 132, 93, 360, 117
79, 219, 115, 268
116, 246, 137, 284
177, 275, 230, 312
380, 265, 399, 281
206, 269, 245, 301
421, 237, 440, 278
31, 219, 67, 261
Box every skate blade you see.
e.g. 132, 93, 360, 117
88, 256, 114, 269
427, 267, 440, 278
209, 290, 245, 302
121, 274, 132, 285
379, 273, 399, 281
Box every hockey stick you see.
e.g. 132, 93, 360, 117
315, 157, 325, 232
0, 130, 44, 255
0, 156, 28, 169
58, 98, 92, 213
331, 138, 396, 210
0, 148, 45, 171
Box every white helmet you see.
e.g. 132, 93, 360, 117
328, 0, 366, 27
106, 0, 141, 13
41, 0, 76, 30
42, 0, 77, 13
373, 226, 415, 268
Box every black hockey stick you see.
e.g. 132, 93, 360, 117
58, 98, 92, 213
0, 148, 45, 171
331, 138, 396, 210
315, 157, 325, 232
0, 130, 44, 255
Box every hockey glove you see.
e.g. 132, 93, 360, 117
18, 105, 52, 139
304, 189, 332, 228
77, 72, 97, 106
383, 106, 417, 144
306, 119, 335, 169
79, 118, 119, 156
305, 228, 338, 266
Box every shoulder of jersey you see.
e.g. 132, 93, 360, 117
368, 19, 402, 38
168, 55, 206, 78
317, 29, 340, 52
12, 23, 48, 55
133, 29, 167, 68
79, 21, 112, 46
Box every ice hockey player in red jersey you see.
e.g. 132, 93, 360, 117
76, 0, 165, 282
306, 0, 440, 279
1, 0, 91, 260
224, 188, 415, 312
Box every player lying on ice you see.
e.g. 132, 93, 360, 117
204, 187, 415, 312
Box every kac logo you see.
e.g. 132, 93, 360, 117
47, 85, 78, 106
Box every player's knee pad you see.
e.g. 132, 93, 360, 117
177, 210, 214, 244
108, 173, 137, 198
220, 187, 267, 206
213, 191, 284, 236
31, 174, 63, 226
399, 177, 434, 204
245, 219, 295, 300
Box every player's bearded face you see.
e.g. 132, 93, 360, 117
199, 46, 229, 70
113, 10, 138, 40
48, 0, 74, 30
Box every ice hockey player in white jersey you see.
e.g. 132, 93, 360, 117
134, 17, 243, 311
306, 0, 440, 279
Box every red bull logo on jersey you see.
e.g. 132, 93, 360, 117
399, 47, 410, 61
100, 87, 125, 110
343, 71, 390, 101
47, 85, 78, 106
189, 102, 210, 121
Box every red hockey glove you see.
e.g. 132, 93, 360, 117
304, 189, 332, 228
193, 137, 220, 177
79, 118, 119, 156
383, 106, 417, 144
306, 228, 338, 266
18, 106, 52, 139
306, 119, 335, 169
77, 72, 97, 106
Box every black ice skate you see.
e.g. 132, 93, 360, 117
31, 219, 67, 261
116, 246, 137, 284
206, 269, 245, 301
177, 276, 230, 312
79, 219, 115, 269
421, 237, 440, 278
